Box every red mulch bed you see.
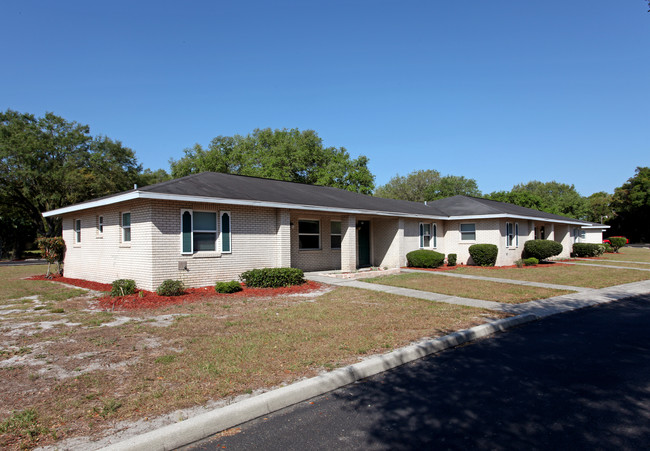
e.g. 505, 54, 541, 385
28, 274, 113, 291
27, 274, 323, 310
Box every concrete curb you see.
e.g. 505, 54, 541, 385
100, 313, 537, 451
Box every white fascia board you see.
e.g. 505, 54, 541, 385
581, 224, 611, 229
446, 213, 589, 226
42, 192, 140, 217
43, 191, 448, 220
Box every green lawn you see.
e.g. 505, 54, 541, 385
0, 265, 86, 305
366, 272, 573, 304
451, 264, 649, 289
599, 247, 650, 263
573, 260, 650, 270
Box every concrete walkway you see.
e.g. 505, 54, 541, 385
304, 273, 650, 319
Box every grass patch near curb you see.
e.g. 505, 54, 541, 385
452, 264, 649, 288
367, 272, 573, 303
0, 279, 503, 449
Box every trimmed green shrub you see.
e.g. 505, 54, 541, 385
156, 279, 185, 296
111, 279, 136, 297
523, 239, 563, 261
240, 268, 305, 288
515, 259, 524, 268
447, 253, 457, 266
406, 250, 445, 268
523, 257, 539, 266
609, 237, 627, 252
215, 280, 243, 294
572, 243, 605, 258
468, 244, 498, 267
603, 243, 614, 253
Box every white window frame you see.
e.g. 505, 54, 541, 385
180, 209, 220, 254
182, 209, 220, 254
298, 219, 321, 250
97, 215, 104, 236
419, 223, 432, 248
515, 222, 519, 247
74, 219, 81, 244
121, 212, 131, 243
506, 222, 514, 247
220, 211, 231, 254
193, 211, 217, 252
330, 220, 342, 250
460, 223, 476, 241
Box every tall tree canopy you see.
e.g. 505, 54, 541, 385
374, 170, 441, 202
170, 128, 375, 194
484, 190, 545, 211
425, 175, 481, 201
0, 110, 142, 238
609, 167, 650, 242
374, 170, 481, 202
585, 191, 614, 224
485, 180, 588, 219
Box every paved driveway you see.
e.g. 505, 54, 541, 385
186, 294, 650, 450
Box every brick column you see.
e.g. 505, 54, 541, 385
276, 209, 291, 268
396, 218, 405, 267
341, 215, 357, 272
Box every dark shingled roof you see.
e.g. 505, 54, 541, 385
138, 172, 448, 216
46, 172, 592, 225
427, 195, 591, 223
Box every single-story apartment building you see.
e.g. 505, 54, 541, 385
43, 172, 608, 291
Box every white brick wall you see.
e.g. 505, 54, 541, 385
62, 200, 154, 289
61, 198, 590, 288
150, 200, 279, 289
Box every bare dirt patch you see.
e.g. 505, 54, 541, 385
0, 271, 502, 450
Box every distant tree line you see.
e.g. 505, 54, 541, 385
2, 108, 648, 259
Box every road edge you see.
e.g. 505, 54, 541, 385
101, 313, 537, 451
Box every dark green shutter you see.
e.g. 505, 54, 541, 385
221, 212, 231, 252
182, 211, 192, 253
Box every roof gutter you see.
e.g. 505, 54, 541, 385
42, 191, 449, 220
446, 213, 590, 226
42, 192, 595, 226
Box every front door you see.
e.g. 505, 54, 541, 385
357, 220, 371, 267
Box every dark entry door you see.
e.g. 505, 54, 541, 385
357, 220, 371, 268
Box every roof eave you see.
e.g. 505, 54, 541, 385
42, 191, 448, 220
446, 213, 590, 226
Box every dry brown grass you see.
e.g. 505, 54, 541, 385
452, 264, 649, 288
0, 267, 503, 449
574, 260, 650, 270
367, 272, 573, 303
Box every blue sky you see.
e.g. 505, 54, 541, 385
2, 1, 648, 196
